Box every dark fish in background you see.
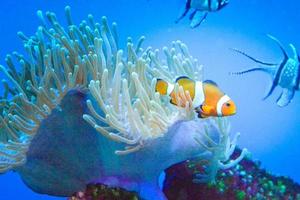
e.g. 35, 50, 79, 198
232, 35, 300, 107
176, 0, 229, 28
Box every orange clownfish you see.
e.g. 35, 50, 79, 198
155, 76, 236, 118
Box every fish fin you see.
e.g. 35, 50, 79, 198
190, 11, 208, 28
175, 75, 192, 82
175, 76, 194, 85
195, 106, 208, 118
262, 80, 278, 100
203, 80, 218, 87
231, 66, 278, 100
197, 112, 208, 119
230, 48, 278, 66
189, 9, 197, 20
175, 0, 191, 23
276, 89, 295, 107
230, 48, 278, 77
267, 34, 289, 60
201, 104, 214, 115
262, 35, 289, 100
169, 99, 177, 106
230, 67, 278, 100
289, 43, 298, 60
155, 79, 169, 95
231, 67, 276, 77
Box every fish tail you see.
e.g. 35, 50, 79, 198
155, 79, 169, 95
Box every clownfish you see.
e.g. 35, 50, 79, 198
155, 76, 236, 118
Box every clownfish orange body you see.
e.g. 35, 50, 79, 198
155, 76, 236, 118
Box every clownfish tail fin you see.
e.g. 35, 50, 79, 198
155, 79, 169, 95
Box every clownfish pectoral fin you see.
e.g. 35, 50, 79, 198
195, 106, 208, 118
190, 11, 208, 28
155, 79, 169, 95
169, 99, 177, 106
176, 0, 192, 23
276, 88, 295, 107
201, 104, 214, 115
197, 112, 208, 119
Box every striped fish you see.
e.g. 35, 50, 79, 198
232, 35, 300, 107
176, 0, 229, 28
155, 76, 236, 118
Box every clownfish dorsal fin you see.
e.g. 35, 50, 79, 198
203, 80, 218, 87
175, 76, 194, 85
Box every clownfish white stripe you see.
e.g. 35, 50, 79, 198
167, 83, 175, 95
192, 81, 205, 107
217, 95, 230, 116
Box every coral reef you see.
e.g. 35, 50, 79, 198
69, 148, 300, 200
0, 6, 247, 200
69, 184, 139, 200
164, 148, 300, 200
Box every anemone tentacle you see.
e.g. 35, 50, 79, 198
84, 40, 203, 154
0, 6, 121, 172
0, 7, 247, 198
193, 118, 249, 183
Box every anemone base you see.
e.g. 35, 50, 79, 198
70, 148, 300, 200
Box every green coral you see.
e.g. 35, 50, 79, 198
235, 190, 246, 200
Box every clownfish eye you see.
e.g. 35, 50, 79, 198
226, 103, 231, 107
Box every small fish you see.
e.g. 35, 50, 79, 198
232, 35, 300, 107
176, 0, 229, 28
155, 76, 236, 118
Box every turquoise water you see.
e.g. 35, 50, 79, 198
0, 0, 299, 199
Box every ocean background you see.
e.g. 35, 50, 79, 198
0, 0, 299, 199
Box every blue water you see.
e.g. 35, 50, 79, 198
0, 0, 299, 199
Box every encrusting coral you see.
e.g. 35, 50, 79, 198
164, 148, 300, 200
0, 6, 248, 200
70, 148, 300, 200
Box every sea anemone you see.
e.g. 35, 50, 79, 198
0, 6, 248, 199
